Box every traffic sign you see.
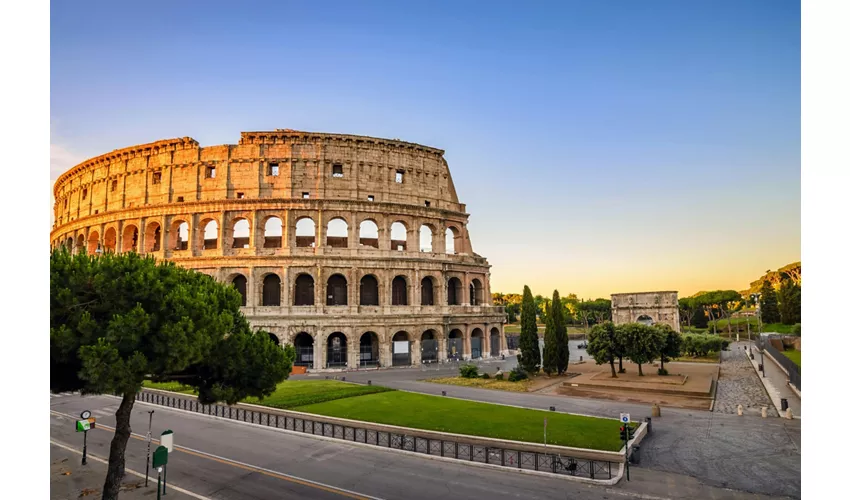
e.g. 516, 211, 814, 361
76, 418, 96, 432
620, 413, 630, 424
152, 445, 168, 468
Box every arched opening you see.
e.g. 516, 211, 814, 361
392, 331, 411, 366
326, 218, 348, 248
490, 327, 501, 356
122, 225, 139, 253
144, 222, 162, 252
421, 330, 438, 363
170, 221, 189, 250
359, 332, 379, 367
637, 315, 654, 326
75, 235, 85, 254
391, 276, 408, 306
65, 237, 73, 250
103, 228, 117, 253
232, 274, 247, 306
294, 332, 314, 368
390, 221, 407, 251
419, 225, 433, 252
447, 329, 464, 360
267, 332, 280, 346
294, 273, 315, 306
358, 220, 379, 248
262, 274, 281, 306
232, 219, 250, 248
263, 216, 283, 248
470, 279, 483, 306
359, 275, 379, 306
471, 328, 484, 359
420, 277, 435, 306
295, 217, 315, 248
201, 219, 218, 250
87, 231, 100, 254
326, 274, 348, 306
446, 227, 460, 254
447, 277, 462, 306
327, 332, 347, 368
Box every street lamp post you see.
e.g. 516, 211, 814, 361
751, 293, 764, 377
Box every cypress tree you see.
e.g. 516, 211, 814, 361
778, 278, 801, 325
519, 285, 541, 374
759, 279, 780, 324
551, 290, 570, 375
542, 299, 557, 375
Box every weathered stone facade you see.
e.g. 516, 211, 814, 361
610, 291, 680, 332
51, 129, 506, 370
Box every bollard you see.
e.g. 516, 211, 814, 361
761, 407, 767, 418
644, 416, 652, 434
367, 380, 372, 386
785, 408, 793, 419
737, 404, 743, 416
441, 391, 446, 396
780, 398, 788, 411
651, 404, 661, 417
342, 376, 346, 381
579, 356, 583, 362
549, 406, 556, 412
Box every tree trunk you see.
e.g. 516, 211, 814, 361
102, 392, 136, 500
609, 358, 617, 378
638, 363, 643, 376
660, 357, 665, 372
618, 356, 625, 373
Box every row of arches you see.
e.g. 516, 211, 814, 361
65, 217, 463, 255
241, 273, 485, 307
288, 327, 502, 369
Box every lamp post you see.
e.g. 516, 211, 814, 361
751, 293, 764, 377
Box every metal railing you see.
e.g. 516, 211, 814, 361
757, 335, 801, 390
136, 390, 614, 480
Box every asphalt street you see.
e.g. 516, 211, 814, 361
50, 392, 797, 499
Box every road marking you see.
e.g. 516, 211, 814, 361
50, 409, 383, 500
50, 439, 213, 500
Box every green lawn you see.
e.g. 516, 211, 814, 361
706, 319, 798, 335
294, 390, 625, 451
782, 350, 801, 367
142, 380, 393, 409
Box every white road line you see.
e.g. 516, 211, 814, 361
50, 409, 386, 500
50, 439, 213, 500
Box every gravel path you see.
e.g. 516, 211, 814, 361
713, 345, 778, 416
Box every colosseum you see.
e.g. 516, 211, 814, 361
51, 129, 506, 371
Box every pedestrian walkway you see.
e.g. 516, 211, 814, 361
713, 343, 777, 416
748, 343, 801, 418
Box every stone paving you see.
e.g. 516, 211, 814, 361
713, 345, 778, 417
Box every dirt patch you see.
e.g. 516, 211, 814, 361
553, 385, 713, 410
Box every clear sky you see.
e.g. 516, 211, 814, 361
50, 0, 800, 299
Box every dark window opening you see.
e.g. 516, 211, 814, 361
206, 166, 216, 178
111, 180, 117, 192
262, 274, 281, 306
177, 196, 184, 202
294, 274, 315, 306
447, 277, 462, 306
302, 192, 310, 199
237, 192, 245, 199
367, 195, 374, 202
392, 276, 408, 306
421, 278, 434, 306
326, 274, 348, 306
269, 163, 279, 176
424, 200, 431, 207
332, 163, 343, 177
360, 275, 379, 306
232, 275, 247, 306
152, 172, 162, 184
82, 189, 88, 199
395, 170, 404, 183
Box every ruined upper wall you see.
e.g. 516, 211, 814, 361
53, 130, 465, 227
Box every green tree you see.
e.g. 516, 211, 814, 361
759, 279, 780, 324
587, 321, 620, 378
505, 303, 519, 323
51, 250, 294, 500
778, 278, 801, 325
655, 324, 682, 374
519, 285, 541, 374
621, 323, 663, 376
542, 290, 569, 375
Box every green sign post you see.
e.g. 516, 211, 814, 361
75, 411, 95, 466
160, 430, 174, 495
152, 445, 168, 500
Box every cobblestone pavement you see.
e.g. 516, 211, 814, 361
714, 345, 778, 416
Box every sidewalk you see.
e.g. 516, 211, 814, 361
744, 342, 801, 418
51, 440, 190, 500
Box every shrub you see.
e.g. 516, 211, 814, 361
482, 372, 491, 379
720, 339, 730, 351
459, 364, 479, 379
657, 367, 668, 376
508, 369, 528, 382
792, 323, 801, 335
495, 373, 504, 381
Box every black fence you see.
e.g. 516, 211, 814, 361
136, 390, 614, 480
757, 335, 801, 391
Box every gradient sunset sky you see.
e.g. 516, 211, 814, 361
50, 0, 800, 299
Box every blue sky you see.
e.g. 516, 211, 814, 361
50, 0, 801, 298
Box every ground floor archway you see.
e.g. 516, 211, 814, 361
327, 332, 347, 368
490, 327, 500, 356
392, 331, 411, 366
447, 329, 464, 360
293, 332, 314, 368
421, 330, 438, 363
470, 328, 484, 359
359, 332, 379, 367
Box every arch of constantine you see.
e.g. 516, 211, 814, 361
50, 129, 507, 370
611, 291, 680, 332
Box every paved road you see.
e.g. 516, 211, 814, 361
714, 344, 778, 417
51, 393, 793, 499
300, 360, 801, 498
